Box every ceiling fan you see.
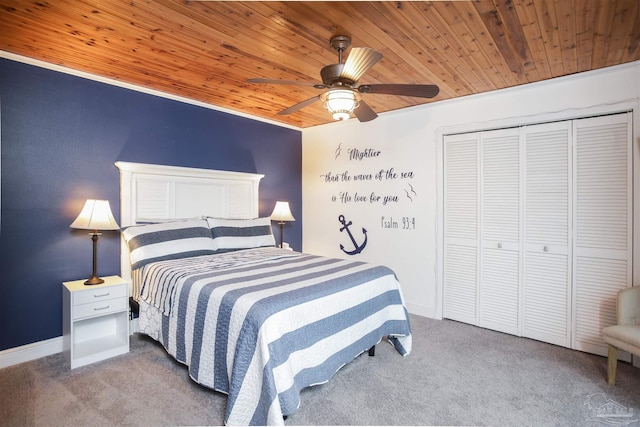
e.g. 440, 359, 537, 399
248, 35, 440, 122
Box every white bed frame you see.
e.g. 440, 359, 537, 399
115, 161, 264, 283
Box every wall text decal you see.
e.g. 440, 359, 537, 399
319, 143, 419, 234
322, 168, 416, 206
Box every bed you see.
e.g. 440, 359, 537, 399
116, 161, 412, 426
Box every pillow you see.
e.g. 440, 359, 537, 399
122, 218, 217, 270
206, 217, 276, 251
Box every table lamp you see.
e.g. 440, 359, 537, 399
270, 201, 295, 248
70, 199, 120, 285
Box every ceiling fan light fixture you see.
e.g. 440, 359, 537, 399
321, 89, 360, 121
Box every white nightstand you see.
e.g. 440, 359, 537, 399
62, 275, 129, 369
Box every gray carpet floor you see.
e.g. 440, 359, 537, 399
1, 314, 639, 426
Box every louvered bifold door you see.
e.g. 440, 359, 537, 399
443, 133, 479, 325
479, 128, 520, 335
521, 122, 572, 347
572, 112, 632, 357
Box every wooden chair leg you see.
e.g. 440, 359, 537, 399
607, 344, 618, 385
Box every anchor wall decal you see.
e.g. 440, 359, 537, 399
338, 214, 368, 255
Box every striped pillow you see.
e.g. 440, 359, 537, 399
123, 219, 217, 270
206, 217, 276, 252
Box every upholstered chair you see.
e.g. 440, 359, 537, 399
601, 287, 640, 385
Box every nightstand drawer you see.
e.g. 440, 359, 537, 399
74, 285, 127, 306
73, 297, 127, 320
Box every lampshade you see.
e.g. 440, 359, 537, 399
70, 200, 119, 231
270, 201, 295, 222
321, 89, 359, 121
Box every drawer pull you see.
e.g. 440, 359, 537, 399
94, 305, 110, 311
94, 293, 110, 298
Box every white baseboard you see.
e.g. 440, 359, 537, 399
1, 319, 139, 370
0, 336, 64, 369
405, 302, 435, 319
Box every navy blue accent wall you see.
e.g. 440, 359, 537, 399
0, 58, 302, 351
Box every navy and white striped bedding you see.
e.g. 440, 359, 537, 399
134, 247, 412, 425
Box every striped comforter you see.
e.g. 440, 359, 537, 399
134, 247, 412, 425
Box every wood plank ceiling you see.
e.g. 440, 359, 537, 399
1, 0, 639, 128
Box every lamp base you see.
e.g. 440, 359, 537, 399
84, 276, 105, 286
84, 232, 104, 285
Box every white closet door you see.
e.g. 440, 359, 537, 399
572, 112, 632, 356
479, 128, 520, 335
443, 133, 479, 325
521, 121, 572, 347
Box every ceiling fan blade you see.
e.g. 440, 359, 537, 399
354, 100, 378, 122
340, 47, 383, 83
247, 78, 322, 87
358, 84, 440, 98
277, 96, 321, 115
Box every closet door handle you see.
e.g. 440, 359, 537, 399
497, 243, 502, 249
543, 246, 549, 252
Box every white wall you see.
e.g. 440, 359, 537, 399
302, 61, 640, 319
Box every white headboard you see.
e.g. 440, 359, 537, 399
115, 161, 264, 281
